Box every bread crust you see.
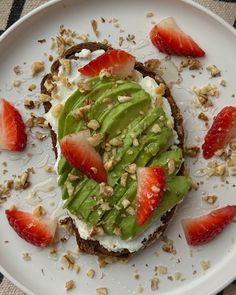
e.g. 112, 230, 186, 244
41, 42, 185, 258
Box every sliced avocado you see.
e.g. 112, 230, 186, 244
63, 178, 88, 209
119, 176, 191, 240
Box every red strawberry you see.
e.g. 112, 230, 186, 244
202, 106, 236, 159
5, 209, 56, 247
150, 17, 205, 57
182, 206, 236, 246
78, 49, 135, 78
135, 167, 165, 225
0, 98, 27, 151
60, 131, 107, 183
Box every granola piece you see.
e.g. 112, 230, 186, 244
207, 64, 221, 77
31, 61, 44, 76
185, 146, 200, 158
65, 280, 74, 291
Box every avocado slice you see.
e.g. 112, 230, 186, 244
119, 176, 191, 240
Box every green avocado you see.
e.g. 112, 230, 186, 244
57, 76, 191, 240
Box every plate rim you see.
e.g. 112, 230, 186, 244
0, 0, 236, 294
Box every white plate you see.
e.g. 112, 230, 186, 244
1, 0, 236, 294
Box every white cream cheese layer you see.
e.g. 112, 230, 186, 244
45, 49, 178, 252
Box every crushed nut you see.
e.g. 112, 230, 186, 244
117, 95, 132, 103
87, 268, 95, 278
65, 280, 74, 291
113, 227, 121, 236
150, 278, 159, 290
22, 252, 31, 261
91, 19, 99, 37
167, 159, 175, 175
73, 104, 92, 119
103, 159, 114, 172
198, 112, 208, 121
156, 265, 167, 274
151, 124, 161, 133
61, 252, 75, 269
174, 272, 182, 281
12, 80, 21, 87
13, 65, 21, 75
28, 84, 36, 91
15, 170, 31, 190
51, 104, 64, 118
121, 198, 130, 209
39, 93, 52, 102
31, 61, 44, 76
189, 59, 201, 70
162, 237, 176, 255
96, 288, 108, 295
155, 83, 166, 96
33, 205, 46, 217
200, 260, 210, 271
24, 100, 35, 109
144, 59, 160, 72
185, 146, 200, 158
207, 161, 225, 177
219, 79, 226, 87
99, 183, 114, 197
125, 163, 137, 174
202, 195, 218, 204
146, 11, 154, 17
120, 172, 129, 187
126, 206, 135, 216
87, 119, 100, 130
35, 131, 47, 141
109, 137, 123, 147
87, 133, 103, 147
207, 64, 221, 77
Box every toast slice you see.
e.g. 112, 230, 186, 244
41, 42, 185, 258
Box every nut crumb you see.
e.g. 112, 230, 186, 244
24, 100, 35, 109
185, 146, 200, 158
200, 260, 210, 271
22, 252, 31, 261
207, 64, 221, 77
65, 280, 74, 291
12, 80, 21, 87
91, 19, 99, 37
28, 84, 37, 91
198, 112, 208, 121
13, 65, 21, 75
86, 268, 95, 278
219, 79, 226, 87
202, 194, 218, 204
136, 285, 144, 293
146, 11, 154, 17
96, 288, 108, 295
150, 278, 159, 290
31, 61, 44, 76
155, 265, 167, 274
174, 272, 182, 280
33, 205, 46, 217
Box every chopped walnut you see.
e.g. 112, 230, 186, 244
202, 195, 218, 204
109, 138, 123, 147
31, 61, 44, 76
126, 206, 135, 216
120, 172, 128, 187
88, 133, 103, 147
87, 119, 100, 130
22, 252, 31, 261
60, 59, 71, 75
91, 19, 99, 37
198, 112, 208, 121
28, 83, 36, 91
51, 104, 64, 118
151, 124, 161, 133
189, 59, 201, 70
77, 81, 92, 93
144, 59, 160, 72
104, 158, 114, 172
125, 163, 137, 174
207, 161, 226, 177
150, 278, 159, 290
219, 79, 226, 87
24, 100, 35, 109
146, 11, 154, 17
13, 65, 21, 75
61, 252, 75, 269
156, 265, 167, 274
167, 159, 175, 175
174, 272, 182, 280
229, 140, 236, 150
33, 205, 46, 217
99, 183, 114, 197
121, 198, 130, 209
113, 227, 121, 236
185, 146, 200, 158
14, 170, 31, 190
65, 280, 74, 291
207, 64, 221, 77
87, 268, 95, 278
26, 115, 48, 129
12, 79, 21, 87
35, 131, 47, 141
73, 104, 92, 119
44, 79, 56, 93
162, 237, 176, 255
200, 260, 210, 271
117, 95, 132, 103
39, 93, 52, 102
96, 288, 108, 295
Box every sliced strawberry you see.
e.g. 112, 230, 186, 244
182, 206, 236, 246
135, 167, 165, 225
0, 98, 27, 151
60, 131, 107, 183
78, 49, 135, 78
150, 17, 205, 57
5, 209, 56, 247
202, 106, 236, 159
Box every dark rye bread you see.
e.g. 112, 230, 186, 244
41, 42, 185, 258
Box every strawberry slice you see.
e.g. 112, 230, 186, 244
202, 106, 236, 159
135, 167, 165, 225
150, 17, 205, 57
60, 131, 107, 183
5, 209, 56, 247
78, 49, 135, 78
0, 98, 27, 151
182, 206, 236, 246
